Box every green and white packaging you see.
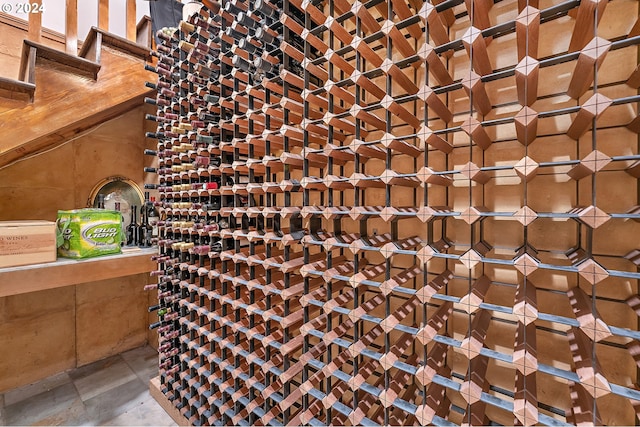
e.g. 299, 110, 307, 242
56, 209, 123, 259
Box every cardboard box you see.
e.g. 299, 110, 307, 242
0, 221, 57, 268
56, 209, 122, 259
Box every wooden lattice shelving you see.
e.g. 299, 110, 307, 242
145, 0, 640, 424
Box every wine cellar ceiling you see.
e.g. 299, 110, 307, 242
146, 0, 640, 424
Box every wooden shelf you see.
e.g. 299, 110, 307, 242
0, 248, 156, 297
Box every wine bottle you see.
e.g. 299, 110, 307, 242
149, 320, 173, 330
232, 55, 252, 72
148, 196, 160, 239
126, 206, 138, 246
144, 64, 159, 74
223, 0, 246, 15
96, 194, 105, 209
148, 304, 162, 312
139, 203, 153, 248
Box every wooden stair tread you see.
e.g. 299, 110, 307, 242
0, 76, 35, 93
136, 15, 152, 34
20, 39, 101, 81
135, 15, 153, 48
0, 16, 151, 104
0, 76, 35, 102
79, 27, 152, 61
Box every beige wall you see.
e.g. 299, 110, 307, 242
0, 16, 65, 79
0, 105, 157, 220
0, 275, 150, 392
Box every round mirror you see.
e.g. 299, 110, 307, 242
88, 177, 144, 229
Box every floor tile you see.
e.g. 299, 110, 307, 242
0, 393, 5, 426
121, 345, 159, 384
1, 346, 174, 426
4, 382, 88, 426
103, 396, 177, 426
67, 354, 122, 382
83, 377, 148, 425
73, 357, 138, 402
3, 371, 72, 407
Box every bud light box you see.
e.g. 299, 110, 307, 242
56, 209, 123, 259
0, 221, 57, 268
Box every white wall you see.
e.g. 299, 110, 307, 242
8, 0, 151, 40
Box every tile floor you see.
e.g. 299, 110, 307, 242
0, 346, 176, 426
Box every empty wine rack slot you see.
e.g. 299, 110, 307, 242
143, 0, 640, 425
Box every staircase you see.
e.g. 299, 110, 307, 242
0, 4, 155, 169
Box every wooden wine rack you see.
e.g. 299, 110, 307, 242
146, 0, 640, 425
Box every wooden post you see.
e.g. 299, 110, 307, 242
461, 116, 492, 149
417, 125, 453, 153
65, 0, 78, 55
380, 58, 419, 94
516, 6, 540, 60
380, 134, 422, 157
126, 0, 136, 41
350, 0, 383, 36
416, 270, 453, 302
460, 162, 490, 184
567, 37, 611, 99
460, 309, 492, 359
460, 354, 489, 404
567, 93, 612, 140
417, 43, 454, 85
513, 281, 538, 324
514, 107, 538, 146
514, 370, 538, 426
98, 0, 109, 31
513, 321, 538, 373
568, 0, 608, 52
459, 275, 491, 313
418, 3, 450, 49
381, 20, 416, 59
416, 302, 454, 345
417, 166, 454, 187
461, 72, 492, 115
567, 286, 612, 341
515, 56, 539, 107
389, 0, 421, 39
465, 0, 492, 31
417, 85, 453, 123
415, 342, 448, 386
567, 327, 612, 398
567, 150, 611, 180
462, 26, 493, 75
567, 382, 603, 425
627, 64, 640, 88
28, 0, 42, 42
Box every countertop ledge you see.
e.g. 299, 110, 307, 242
0, 247, 157, 297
